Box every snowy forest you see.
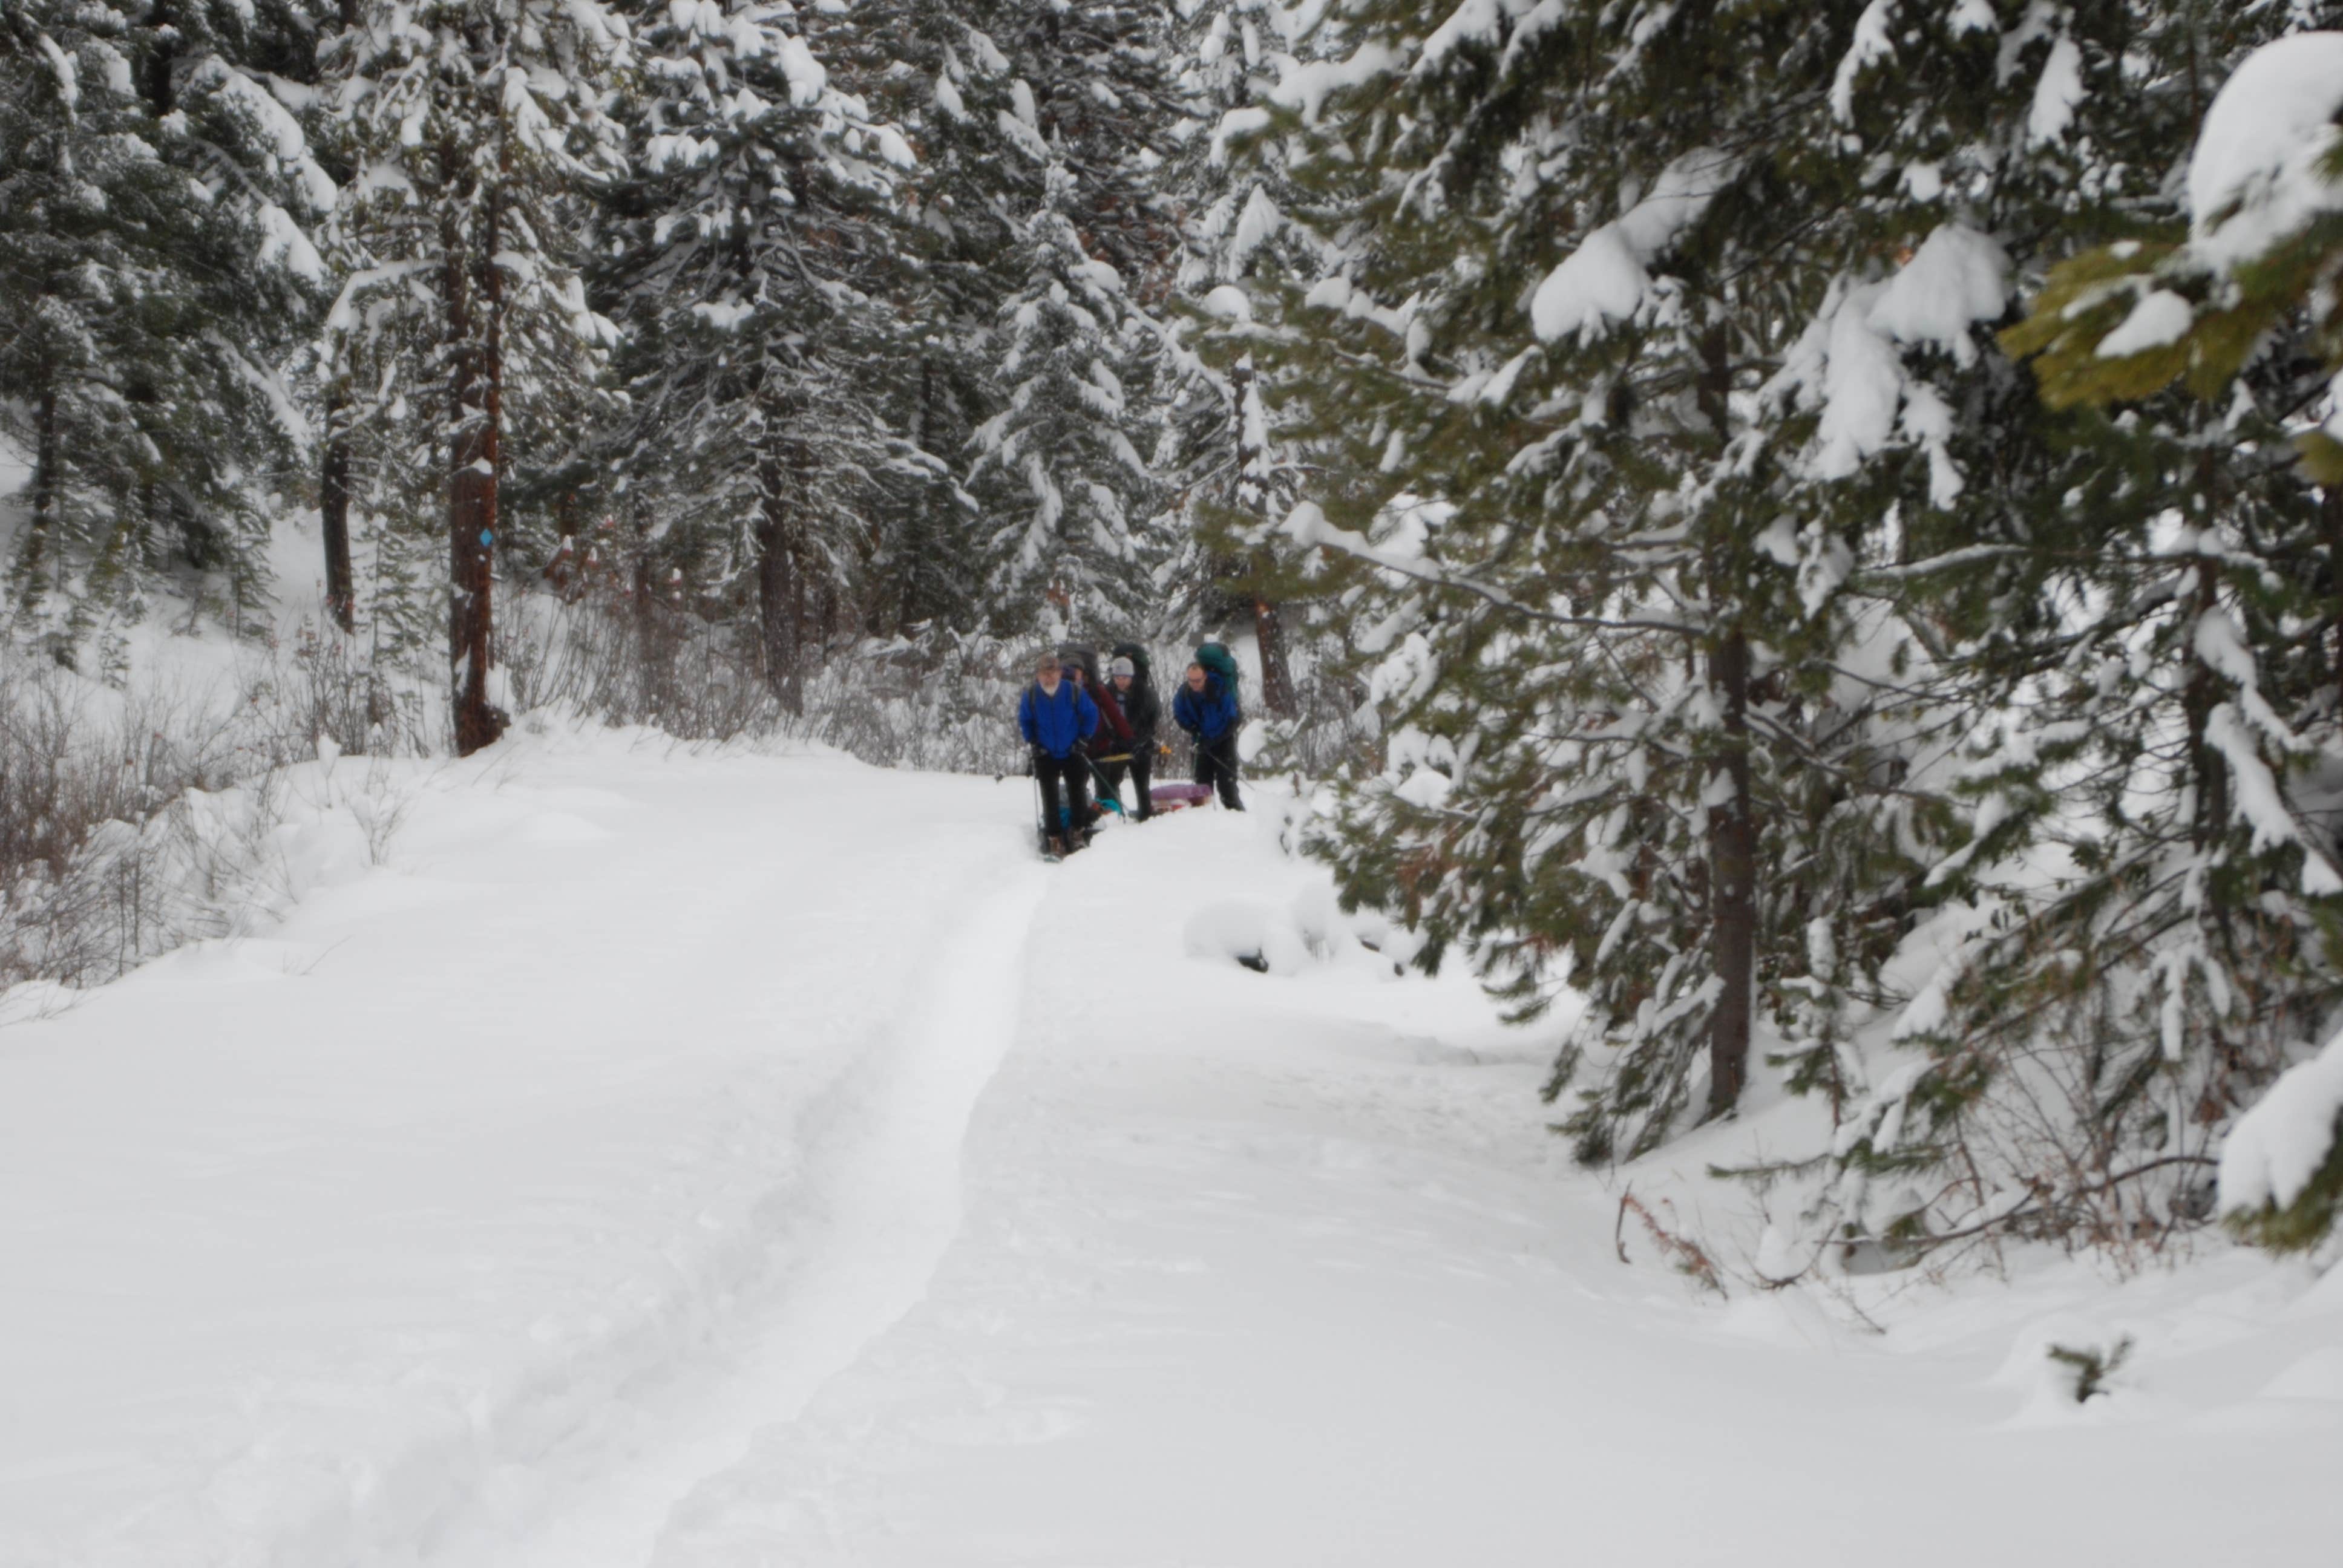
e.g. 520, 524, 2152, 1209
8, 2, 2343, 1554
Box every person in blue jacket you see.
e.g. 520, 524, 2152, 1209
1020, 650, 1099, 855
1173, 661, 1243, 811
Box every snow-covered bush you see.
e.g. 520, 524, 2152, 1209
499, 591, 782, 746
0, 641, 420, 989
492, 589, 1034, 775
796, 628, 1032, 777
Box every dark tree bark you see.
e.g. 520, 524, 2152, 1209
2183, 451, 2226, 843
445, 174, 505, 757
320, 383, 355, 633
1253, 597, 1297, 717
1697, 322, 1751, 1120
143, 0, 175, 114
1228, 354, 1298, 717
756, 440, 805, 713
18, 382, 60, 612
2325, 484, 2343, 719
543, 488, 582, 599
1705, 627, 1756, 1120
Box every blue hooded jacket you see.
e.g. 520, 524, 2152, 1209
1173, 672, 1240, 742
1020, 678, 1099, 759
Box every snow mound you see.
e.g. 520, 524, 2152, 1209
1184, 900, 1316, 975
1181, 881, 1409, 978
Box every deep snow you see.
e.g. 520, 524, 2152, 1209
2, 729, 2338, 1566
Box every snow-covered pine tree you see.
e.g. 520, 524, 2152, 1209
1159, 0, 1359, 720
842, 1, 1045, 636
973, 163, 1166, 637
1243, 0, 1970, 1160
594, 0, 927, 705
323, 0, 628, 753
1222, 0, 2343, 1268
1974, 19, 2343, 1258
972, 0, 1177, 283
918, 0, 1179, 641
1, 0, 332, 664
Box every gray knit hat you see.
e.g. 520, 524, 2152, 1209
1109, 656, 1136, 679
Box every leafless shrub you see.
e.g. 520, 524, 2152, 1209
495, 592, 1032, 774
0, 639, 424, 993
795, 627, 1027, 775
499, 592, 782, 744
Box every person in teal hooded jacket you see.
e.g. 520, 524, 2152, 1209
1173, 662, 1242, 811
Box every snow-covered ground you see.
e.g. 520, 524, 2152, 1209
2, 730, 2337, 1567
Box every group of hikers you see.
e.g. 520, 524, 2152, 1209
1017, 639, 1244, 857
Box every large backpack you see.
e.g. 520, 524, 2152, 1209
1056, 642, 1101, 690
1194, 641, 1242, 701
1110, 641, 1152, 686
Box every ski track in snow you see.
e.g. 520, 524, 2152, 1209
426, 864, 1048, 1568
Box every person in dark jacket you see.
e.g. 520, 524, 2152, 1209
1082, 665, 1135, 822
1019, 652, 1099, 854
1173, 661, 1243, 811
1096, 653, 1159, 820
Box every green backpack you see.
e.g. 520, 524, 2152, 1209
1194, 641, 1242, 699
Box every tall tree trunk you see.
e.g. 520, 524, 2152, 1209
1230, 354, 1298, 717
1698, 322, 1751, 1120
1705, 627, 1756, 1119
1253, 597, 1297, 717
2183, 450, 2226, 844
320, 382, 355, 633
144, 0, 175, 113
2325, 483, 2343, 720
446, 176, 504, 757
899, 354, 938, 633
756, 440, 804, 714
19, 382, 60, 610
544, 487, 582, 599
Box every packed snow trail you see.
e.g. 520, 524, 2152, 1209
428, 866, 1047, 1568
641, 804, 2342, 1568
0, 729, 1045, 1567
3, 733, 2339, 1567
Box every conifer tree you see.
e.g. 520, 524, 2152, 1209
1255, 0, 1945, 1158
1, 0, 331, 662
1975, 18, 2343, 1256
595, 0, 926, 704
1162, 0, 1351, 716
973, 164, 1166, 636
323, 0, 628, 753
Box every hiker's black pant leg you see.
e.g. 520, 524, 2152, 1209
1196, 734, 1242, 809
1129, 748, 1153, 819
1039, 751, 1090, 834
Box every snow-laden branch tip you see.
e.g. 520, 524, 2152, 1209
1281, 501, 1696, 637
2188, 31, 2343, 269
2220, 1022, 2343, 1220
1530, 149, 1735, 344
